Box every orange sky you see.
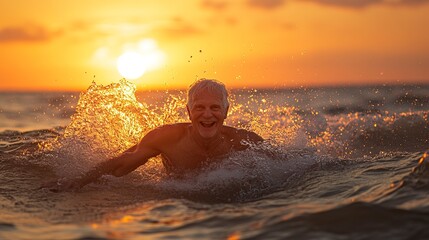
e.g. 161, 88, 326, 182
0, 0, 428, 91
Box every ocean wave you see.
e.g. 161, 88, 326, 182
398, 151, 429, 191
308, 111, 429, 157
263, 202, 429, 239
2, 80, 429, 203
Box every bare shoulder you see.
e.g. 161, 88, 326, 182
221, 125, 263, 144
152, 123, 189, 135
139, 123, 190, 147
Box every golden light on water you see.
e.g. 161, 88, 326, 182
227, 231, 241, 240
116, 39, 165, 80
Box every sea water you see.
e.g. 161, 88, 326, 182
1, 80, 429, 239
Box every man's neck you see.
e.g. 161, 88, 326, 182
189, 127, 224, 152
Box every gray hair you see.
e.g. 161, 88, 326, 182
187, 78, 229, 109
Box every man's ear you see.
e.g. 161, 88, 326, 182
186, 105, 191, 120
224, 105, 229, 119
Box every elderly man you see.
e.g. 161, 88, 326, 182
46, 79, 263, 191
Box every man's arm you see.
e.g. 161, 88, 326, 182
71, 143, 160, 189
44, 127, 168, 192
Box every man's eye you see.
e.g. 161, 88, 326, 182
211, 106, 221, 111
195, 106, 204, 111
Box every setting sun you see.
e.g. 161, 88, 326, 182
117, 51, 146, 80
116, 39, 165, 80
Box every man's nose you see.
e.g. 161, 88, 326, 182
202, 108, 213, 117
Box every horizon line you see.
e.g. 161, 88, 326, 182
1, 81, 429, 93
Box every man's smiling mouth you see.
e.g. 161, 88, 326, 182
200, 121, 216, 128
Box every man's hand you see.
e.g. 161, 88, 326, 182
39, 178, 81, 192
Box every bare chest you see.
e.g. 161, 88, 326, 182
161, 136, 233, 174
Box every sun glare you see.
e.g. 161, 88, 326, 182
116, 39, 165, 80
117, 52, 146, 80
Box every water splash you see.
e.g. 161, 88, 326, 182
139, 147, 321, 202
35, 79, 429, 201
310, 111, 429, 157
226, 95, 307, 148
38, 79, 186, 177
65, 80, 147, 155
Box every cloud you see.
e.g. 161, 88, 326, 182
307, 0, 382, 8
281, 22, 295, 30
201, 0, 229, 11
67, 17, 202, 40
0, 18, 203, 44
247, 0, 286, 9
0, 25, 60, 42
245, 0, 429, 10
303, 0, 429, 8
156, 17, 203, 38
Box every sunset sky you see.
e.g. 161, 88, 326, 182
1, 0, 428, 91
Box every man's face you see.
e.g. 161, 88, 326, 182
187, 89, 228, 139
